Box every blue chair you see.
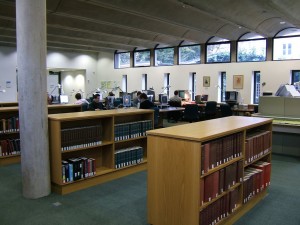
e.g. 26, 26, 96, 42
183, 104, 199, 122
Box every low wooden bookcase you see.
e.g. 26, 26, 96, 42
147, 116, 272, 225
48, 108, 153, 194
0, 104, 82, 166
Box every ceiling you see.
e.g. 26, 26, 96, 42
0, 0, 300, 53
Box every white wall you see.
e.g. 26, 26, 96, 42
0, 46, 17, 102
1, 45, 300, 104
0, 46, 98, 102
97, 53, 300, 104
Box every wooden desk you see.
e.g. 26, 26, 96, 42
158, 107, 185, 127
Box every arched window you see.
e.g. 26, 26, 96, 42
206, 37, 230, 63
273, 28, 300, 60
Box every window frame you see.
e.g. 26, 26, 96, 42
273, 35, 300, 61
154, 47, 175, 67
236, 38, 267, 62
114, 51, 131, 69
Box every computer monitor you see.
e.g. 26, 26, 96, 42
147, 90, 155, 102
123, 95, 131, 107
201, 95, 208, 102
147, 95, 154, 102
178, 90, 185, 99
225, 91, 238, 101
161, 95, 169, 104
195, 95, 202, 104
107, 96, 115, 109
60, 95, 69, 104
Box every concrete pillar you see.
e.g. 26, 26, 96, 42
16, 0, 50, 198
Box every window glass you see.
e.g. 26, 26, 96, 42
179, 45, 200, 64
155, 48, 174, 66
253, 71, 261, 104
273, 36, 300, 60
206, 43, 230, 63
220, 72, 226, 102
237, 39, 266, 62
114, 52, 130, 68
134, 50, 151, 67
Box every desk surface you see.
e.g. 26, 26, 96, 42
159, 107, 185, 113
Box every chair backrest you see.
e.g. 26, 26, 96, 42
220, 103, 232, 117
152, 107, 160, 128
184, 104, 199, 121
169, 100, 181, 107
81, 103, 89, 111
205, 101, 217, 114
195, 95, 202, 104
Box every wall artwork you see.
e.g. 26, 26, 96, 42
203, 76, 210, 87
233, 75, 244, 89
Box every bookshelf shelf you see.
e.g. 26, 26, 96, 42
147, 116, 272, 225
48, 108, 154, 194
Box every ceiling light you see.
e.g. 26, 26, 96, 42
280, 21, 286, 24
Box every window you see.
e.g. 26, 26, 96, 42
220, 72, 226, 102
189, 72, 196, 100
292, 70, 300, 84
142, 74, 147, 90
273, 28, 300, 60
237, 39, 266, 62
122, 75, 127, 93
163, 73, 170, 97
114, 52, 130, 68
134, 50, 151, 67
206, 42, 231, 63
179, 45, 200, 65
253, 71, 261, 104
155, 48, 174, 66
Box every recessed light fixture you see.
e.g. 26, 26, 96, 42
280, 21, 286, 24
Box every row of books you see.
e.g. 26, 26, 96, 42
201, 160, 243, 204
62, 157, 96, 183
61, 125, 102, 151
114, 120, 153, 141
201, 132, 243, 175
245, 130, 271, 164
243, 161, 271, 204
200, 188, 240, 225
0, 138, 21, 156
115, 146, 144, 169
0, 117, 19, 133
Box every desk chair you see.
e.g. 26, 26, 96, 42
168, 101, 182, 122
183, 104, 199, 122
81, 103, 89, 111
203, 101, 217, 120
152, 107, 160, 129
220, 103, 232, 117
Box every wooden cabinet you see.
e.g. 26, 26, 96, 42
48, 108, 153, 194
0, 105, 82, 166
147, 116, 272, 225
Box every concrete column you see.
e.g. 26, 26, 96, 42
16, 0, 50, 198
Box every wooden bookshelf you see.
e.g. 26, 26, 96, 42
48, 108, 154, 194
0, 102, 18, 107
147, 116, 272, 225
0, 105, 82, 166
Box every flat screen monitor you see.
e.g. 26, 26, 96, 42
123, 95, 131, 107
60, 95, 69, 104
195, 95, 202, 104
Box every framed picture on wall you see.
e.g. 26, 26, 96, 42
233, 75, 244, 89
203, 76, 210, 87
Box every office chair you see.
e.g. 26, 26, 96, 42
203, 101, 217, 120
220, 103, 232, 117
152, 107, 160, 129
168, 101, 182, 122
81, 103, 89, 111
183, 104, 199, 122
